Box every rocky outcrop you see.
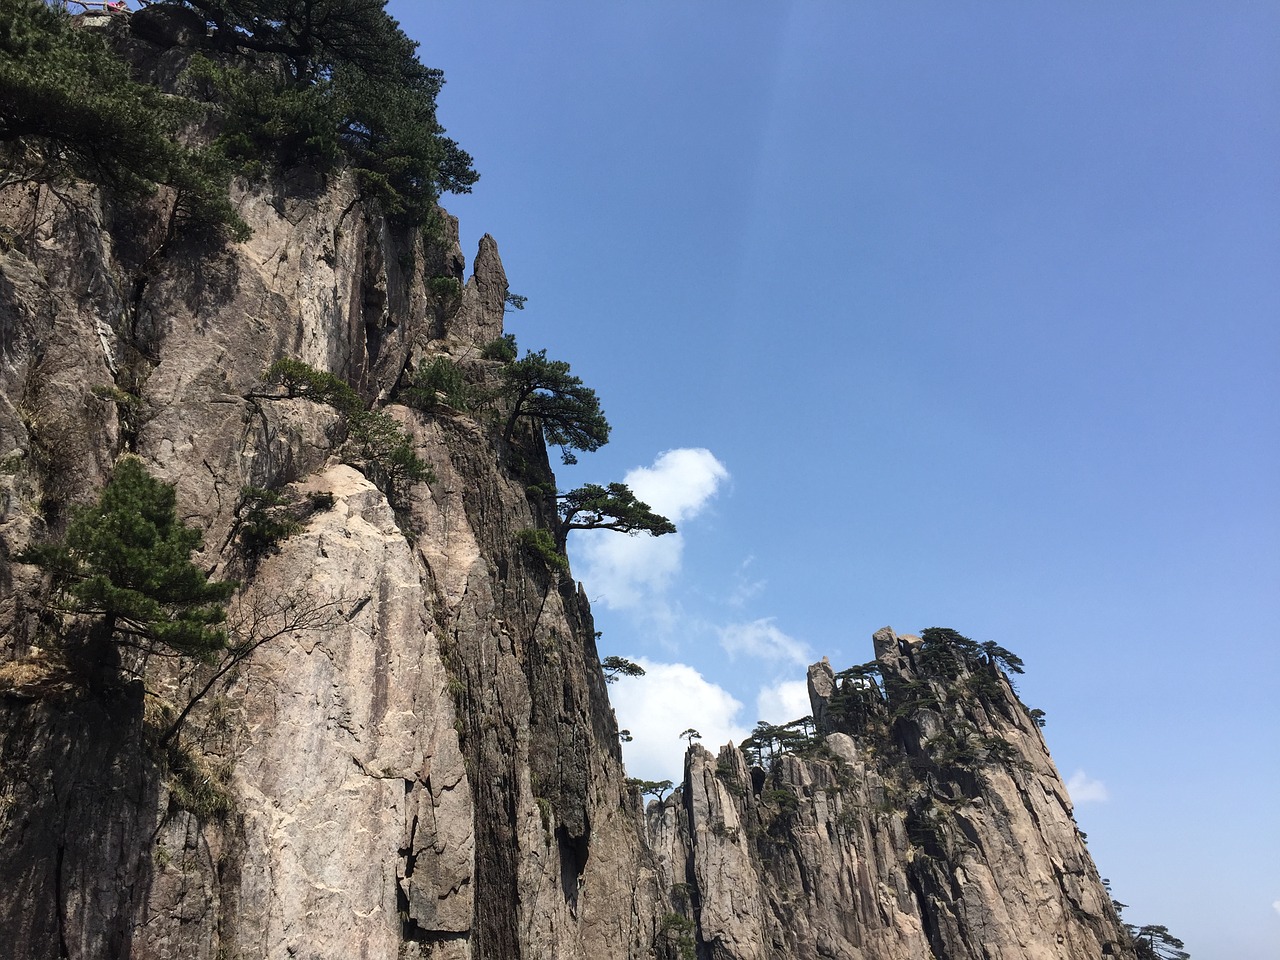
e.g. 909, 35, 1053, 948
647, 629, 1132, 960
0, 146, 659, 957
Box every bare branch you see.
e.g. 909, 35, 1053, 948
158, 589, 345, 746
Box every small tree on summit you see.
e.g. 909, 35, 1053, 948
627, 778, 674, 802
18, 457, 237, 665
554, 482, 675, 550
500, 350, 610, 464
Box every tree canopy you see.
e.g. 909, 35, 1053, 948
184, 0, 476, 222
918, 627, 1024, 679
501, 350, 610, 464
0, 0, 244, 235
601, 655, 645, 684
740, 719, 816, 768
18, 457, 236, 663
0, 0, 473, 235
183, 0, 422, 84
555, 482, 675, 549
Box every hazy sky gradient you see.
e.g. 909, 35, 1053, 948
393, 4, 1279, 957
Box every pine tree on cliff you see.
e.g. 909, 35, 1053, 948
501, 349, 611, 465
183, 0, 478, 222
0, 0, 245, 236
1131, 924, 1190, 960
18, 457, 236, 666
554, 482, 675, 550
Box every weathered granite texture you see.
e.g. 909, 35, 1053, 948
0, 152, 657, 959
646, 630, 1133, 960
0, 18, 1133, 959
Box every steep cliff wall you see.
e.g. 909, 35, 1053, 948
0, 15, 1133, 960
646, 628, 1132, 960
0, 151, 662, 958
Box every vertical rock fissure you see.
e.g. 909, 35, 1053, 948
54, 843, 70, 960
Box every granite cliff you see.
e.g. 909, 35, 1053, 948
0, 8, 1135, 959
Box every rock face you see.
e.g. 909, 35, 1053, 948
647, 629, 1131, 960
0, 22, 1131, 960
0, 147, 657, 959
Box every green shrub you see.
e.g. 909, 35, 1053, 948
979, 735, 1018, 764
762, 788, 800, 818
166, 741, 232, 820
427, 275, 462, 299
346, 409, 434, 507
516, 528, 568, 574
265, 359, 361, 414
658, 912, 696, 960
264, 359, 431, 508
233, 487, 301, 561
307, 491, 336, 511
400, 356, 473, 412
481, 334, 518, 363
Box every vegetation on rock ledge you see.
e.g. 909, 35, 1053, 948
0, 0, 475, 237
0, 0, 245, 238
17, 456, 236, 665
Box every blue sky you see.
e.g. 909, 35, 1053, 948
392, 4, 1279, 957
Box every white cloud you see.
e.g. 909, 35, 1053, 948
574, 527, 684, 610
1066, 769, 1109, 804
1272, 900, 1280, 917
624, 448, 729, 523
610, 659, 749, 784
570, 448, 728, 612
719, 618, 812, 666
755, 679, 812, 726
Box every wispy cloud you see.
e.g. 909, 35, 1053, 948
1272, 900, 1280, 918
728, 556, 766, 608
610, 658, 748, 783
719, 618, 812, 666
571, 448, 728, 613
1066, 769, 1109, 804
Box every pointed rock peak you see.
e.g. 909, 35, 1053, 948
471, 234, 508, 306
443, 234, 509, 346
806, 658, 835, 728
872, 625, 899, 662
